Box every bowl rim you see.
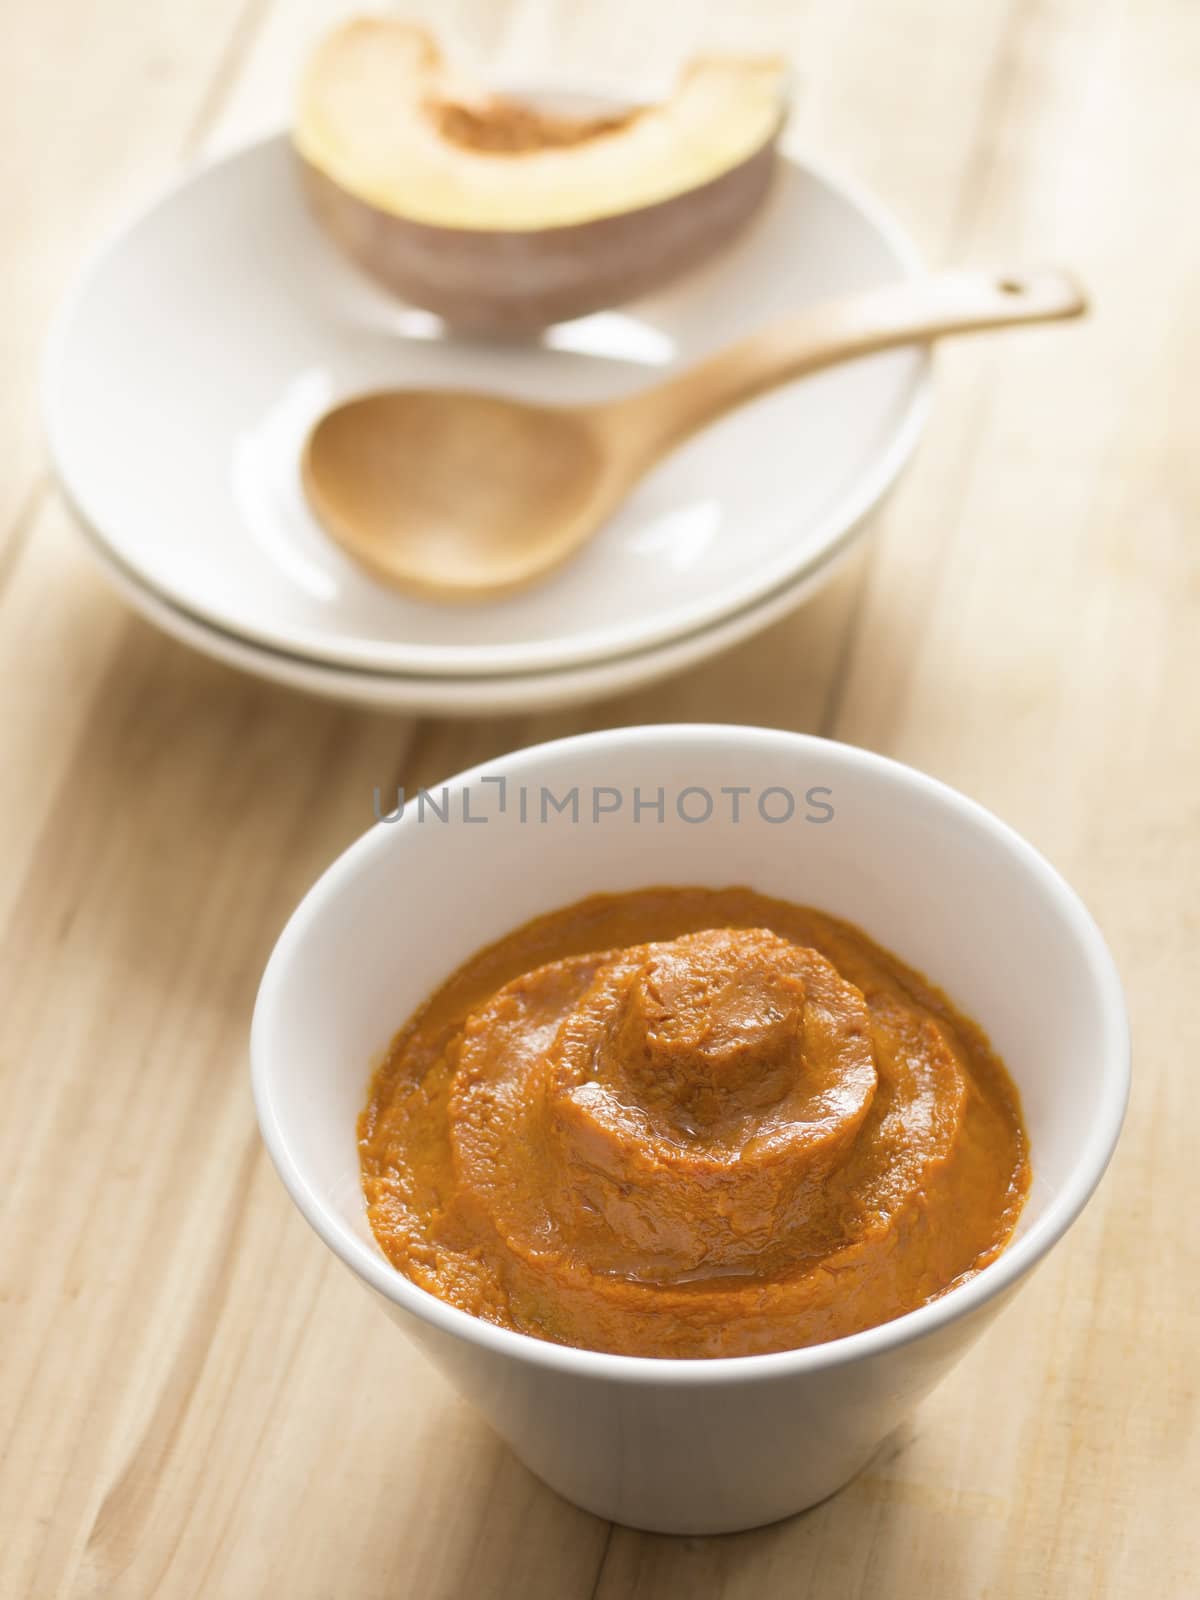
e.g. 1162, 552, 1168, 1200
251, 724, 1130, 1387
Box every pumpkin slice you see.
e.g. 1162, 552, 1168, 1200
295, 19, 788, 331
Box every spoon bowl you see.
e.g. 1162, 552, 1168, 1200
304, 391, 618, 596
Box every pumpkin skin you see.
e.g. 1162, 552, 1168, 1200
297, 137, 779, 333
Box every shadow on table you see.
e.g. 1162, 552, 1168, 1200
365, 1415, 994, 1600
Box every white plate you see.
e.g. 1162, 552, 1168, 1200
74, 498, 880, 717
45, 133, 929, 679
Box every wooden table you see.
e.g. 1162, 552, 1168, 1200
3, 1, 1196, 1594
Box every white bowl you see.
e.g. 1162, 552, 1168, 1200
252, 726, 1129, 1534
45, 135, 928, 679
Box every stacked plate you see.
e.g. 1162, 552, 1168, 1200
44, 134, 931, 714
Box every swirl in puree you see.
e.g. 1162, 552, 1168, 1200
360, 888, 1029, 1358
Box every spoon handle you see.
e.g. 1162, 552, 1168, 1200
602, 267, 1087, 467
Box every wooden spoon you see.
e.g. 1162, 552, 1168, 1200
303, 267, 1086, 600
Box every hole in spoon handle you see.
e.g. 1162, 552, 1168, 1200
988, 266, 1089, 319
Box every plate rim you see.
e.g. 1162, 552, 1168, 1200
68, 483, 893, 714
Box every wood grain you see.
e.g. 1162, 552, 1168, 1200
2, 1, 1196, 1596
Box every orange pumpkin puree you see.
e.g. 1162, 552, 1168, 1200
360, 887, 1029, 1358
